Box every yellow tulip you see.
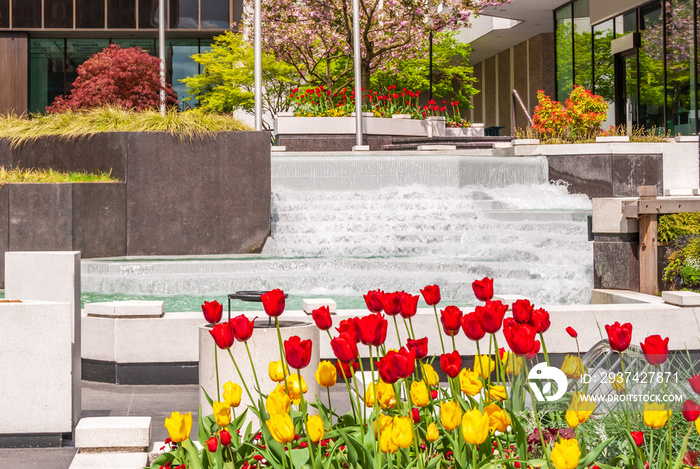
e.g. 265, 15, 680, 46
374, 413, 393, 438
610, 372, 625, 393
696, 416, 700, 435
266, 413, 295, 444
565, 392, 595, 429
164, 411, 192, 443
377, 380, 397, 409
561, 355, 584, 380
212, 401, 231, 427
390, 416, 413, 449
365, 382, 376, 407
411, 380, 430, 407
268, 359, 288, 382
473, 355, 495, 380
441, 400, 463, 431
283, 373, 308, 404
223, 381, 242, 408
488, 385, 507, 401
307, 415, 325, 443
550, 438, 581, 469
421, 364, 439, 386
458, 368, 483, 396
266, 386, 291, 416
426, 422, 439, 442
380, 425, 399, 453
483, 403, 511, 433
505, 354, 523, 376
644, 402, 670, 428
315, 360, 337, 388
462, 408, 489, 445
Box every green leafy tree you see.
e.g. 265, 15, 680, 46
183, 32, 298, 129
370, 31, 477, 107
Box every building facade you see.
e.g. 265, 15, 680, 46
0, 0, 239, 114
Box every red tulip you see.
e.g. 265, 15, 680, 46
461, 312, 485, 341
420, 285, 441, 306
336, 318, 359, 343
202, 300, 223, 324
605, 322, 633, 352
475, 300, 508, 334
529, 308, 551, 333
312, 306, 333, 331
331, 333, 358, 363
206, 436, 218, 452
363, 289, 385, 313
639, 335, 669, 366
356, 313, 388, 347
440, 350, 461, 378
334, 360, 359, 380
440, 305, 463, 336
689, 375, 700, 394
261, 289, 286, 317
220, 429, 232, 446
472, 277, 494, 302
400, 293, 419, 319
512, 299, 533, 324
630, 431, 644, 446
406, 337, 428, 359
230, 314, 256, 342
382, 292, 403, 316
566, 326, 578, 338
503, 317, 537, 356
412, 408, 420, 423
377, 347, 416, 383
525, 340, 540, 360
682, 399, 700, 422
210, 322, 234, 349
284, 335, 312, 369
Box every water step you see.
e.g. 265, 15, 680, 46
69, 452, 148, 469
75, 416, 151, 452
383, 142, 496, 151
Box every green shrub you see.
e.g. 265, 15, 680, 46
663, 234, 700, 290
658, 212, 700, 244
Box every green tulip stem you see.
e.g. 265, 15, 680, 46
392, 316, 402, 347
475, 340, 482, 362
433, 305, 446, 353
326, 387, 333, 426
402, 317, 412, 339
339, 367, 358, 421
522, 360, 554, 469
410, 417, 425, 469
661, 366, 671, 464
297, 368, 317, 469
650, 428, 654, 465
274, 317, 290, 396
245, 341, 262, 394
450, 334, 457, 352
226, 348, 255, 405
539, 332, 550, 365
351, 370, 366, 441
214, 343, 221, 401
408, 318, 416, 338
357, 353, 369, 424
472, 442, 477, 469
452, 428, 462, 464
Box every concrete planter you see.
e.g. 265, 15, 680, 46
275, 115, 430, 136
445, 126, 486, 137
199, 320, 320, 424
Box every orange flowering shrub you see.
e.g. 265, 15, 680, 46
532, 86, 609, 141
532, 91, 569, 139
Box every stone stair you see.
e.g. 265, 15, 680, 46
382, 136, 513, 151
69, 417, 151, 469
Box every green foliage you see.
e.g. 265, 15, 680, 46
183, 32, 298, 129
370, 32, 478, 108
0, 106, 250, 147
663, 234, 700, 290
0, 166, 116, 184
659, 213, 700, 244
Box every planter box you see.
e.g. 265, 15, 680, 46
445, 126, 486, 137
275, 115, 431, 136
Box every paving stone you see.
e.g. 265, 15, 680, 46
75, 417, 151, 451
69, 452, 148, 469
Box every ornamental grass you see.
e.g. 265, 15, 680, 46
154, 279, 700, 469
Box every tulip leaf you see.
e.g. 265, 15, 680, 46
289, 448, 310, 468
577, 438, 612, 469
671, 425, 692, 469
198, 403, 211, 445
202, 386, 215, 407
525, 459, 546, 467
182, 438, 203, 469
506, 408, 529, 463
149, 451, 175, 468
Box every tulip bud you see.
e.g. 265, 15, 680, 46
266, 413, 295, 444
220, 429, 232, 446
426, 422, 439, 442
550, 438, 581, 469
315, 360, 337, 388
202, 300, 223, 325
307, 415, 325, 443
206, 436, 218, 452
261, 289, 286, 317
440, 400, 462, 431
268, 359, 288, 382
223, 381, 242, 408
461, 408, 489, 444
213, 401, 231, 427
411, 381, 430, 407
164, 411, 192, 443
643, 402, 670, 428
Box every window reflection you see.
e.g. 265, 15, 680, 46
555, 5, 573, 100
0, 0, 9, 28
202, 0, 230, 29
65, 39, 110, 90
29, 39, 65, 112
107, 0, 136, 28
573, 0, 592, 90
13, 0, 41, 28
45, 0, 74, 29
170, 0, 198, 29
76, 0, 105, 28
167, 39, 198, 109
638, 4, 664, 131
666, 0, 695, 134
139, 0, 159, 29
593, 20, 614, 128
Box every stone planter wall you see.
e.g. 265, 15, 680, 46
0, 131, 271, 285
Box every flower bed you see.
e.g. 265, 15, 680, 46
153, 280, 700, 469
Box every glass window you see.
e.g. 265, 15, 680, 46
76, 0, 105, 28
12, 0, 41, 28
0, 0, 9, 28
45, 0, 74, 28
111, 39, 156, 55
170, 0, 198, 29
555, 5, 574, 100
593, 20, 615, 128
573, 0, 592, 90
666, 0, 695, 134
139, 0, 159, 29
638, 4, 664, 131
623, 11, 636, 35
30, 39, 65, 113
166, 39, 198, 109
108, 0, 136, 28
202, 0, 230, 29
65, 39, 110, 93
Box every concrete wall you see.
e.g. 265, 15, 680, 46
470, 33, 555, 135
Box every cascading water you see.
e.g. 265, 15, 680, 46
81, 154, 593, 310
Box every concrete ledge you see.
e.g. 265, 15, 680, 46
417, 144, 457, 151
85, 301, 164, 318
592, 198, 639, 233
591, 289, 664, 304
302, 298, 337, 314
662, 290, 700, 307
69, 451, 148, 469
82, 359, 198, 385
596, 136, 630, 143
75, 417, 151, 452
